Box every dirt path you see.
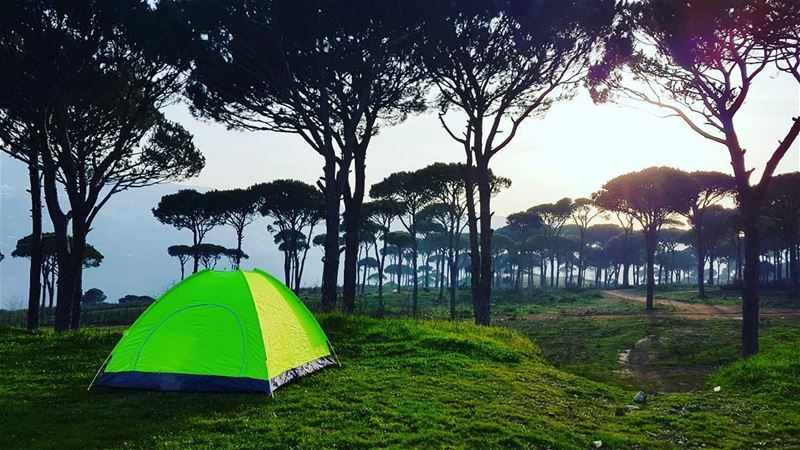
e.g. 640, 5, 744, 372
616, 334, 716, 392
604, 290, 800, 319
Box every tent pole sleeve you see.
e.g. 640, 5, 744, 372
327, 339, 342, 368
87, 350, 114, 391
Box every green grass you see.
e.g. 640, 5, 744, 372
2, 314, 799, 449
630, 285, 800, 308
503, 313, 800, 394
711, 326, 800, 400
2, 288, 799, 448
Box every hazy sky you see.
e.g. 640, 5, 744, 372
165, 68, 799, 217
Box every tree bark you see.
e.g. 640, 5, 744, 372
709, 255, 715, 285
192, 229, 199, 274
644, 229, 657, 311
70, 245, 84, 330
26, 154, 42, 331
741, 204, 761, 357
373, 238, 387, 317
235, 230, 244, 269
790, 237, 799, 293
41, 144, 72, 332
474, 158, 493, 326
464, 165, 481, 319
342, 212, 359, 313
540, 258, 546, 287
622, 231, 631, 288
320, 156, 340, 312
692, 220, 707, 298
283, 251, 291, 287
449, 224, 460, 320
342, 145, 367, 313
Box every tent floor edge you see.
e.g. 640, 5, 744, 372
95, 371, 271, 393
269, 355, 338, 392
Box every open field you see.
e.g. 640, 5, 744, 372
1, 288, 799, 449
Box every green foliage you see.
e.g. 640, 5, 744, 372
81, 288, 107, 305
12, 233, 104, 268
152, 190, 224, 237
594, 167, 696, 224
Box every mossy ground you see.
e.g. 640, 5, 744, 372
1, 288, 798, 449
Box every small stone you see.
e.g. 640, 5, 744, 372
713, 385, 721, 392
634, 391, 647, 403
624, 405, 640, 411
669, 407, 690, 416
593, 440, 603, 448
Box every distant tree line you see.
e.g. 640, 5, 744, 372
153, 180, 323, 293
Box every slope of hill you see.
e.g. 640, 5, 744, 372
1, 315, 797, 449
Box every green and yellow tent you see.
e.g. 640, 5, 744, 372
92, 269, 337, 394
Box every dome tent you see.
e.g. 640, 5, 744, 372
91, 269, 338, 394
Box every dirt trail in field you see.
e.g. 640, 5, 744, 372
604, 290, 800, 319
617, 334, 714, 392
511, 290, 800, 321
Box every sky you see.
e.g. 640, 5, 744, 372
165, 67, 799, 217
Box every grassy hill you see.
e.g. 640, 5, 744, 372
1, 315, 798, 449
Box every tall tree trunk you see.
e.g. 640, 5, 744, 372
577, 235, 585, 287
622, 231, 631, 288
438, 248, 447, 302
69, 197, 90, 330
342, 206, 359, 313
411, 228, 420, 317
741, 203, 761, 357
657, 260, 663, 285
321, 156, 339, 312
41, 148, 72, 332
235, 230, 244, 269
644, 230, 657, 311
708, 252, 715, 285
694, 223, 707, 298
283, 251, 291, 287
395, 251, 402, 291
464, 166, 481, 320
449, 231, 459, 320
790, 237, 799, 293
360, 254, 368, 294
423, 253, 430, 291
342, 149, 367, 313
26, 155, 42, 331
39, 271, 47, 324
474, 158, 493, 326
70, 245, 84, 331
192, 229, 200, 273
374, 240, 387, 317
540, 258, 546, 287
